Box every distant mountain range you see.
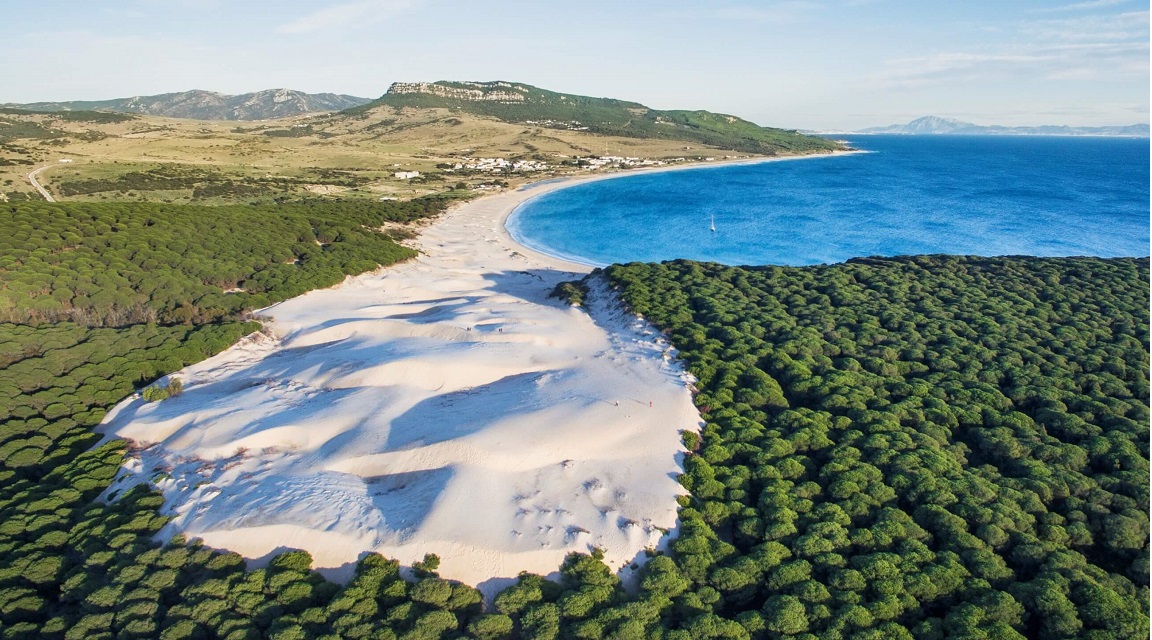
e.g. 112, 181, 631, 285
1, 89, 372, 121
854, 116, 1149, 137
354, 80, 841, 155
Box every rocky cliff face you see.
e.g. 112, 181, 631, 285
385, 81, 529, 103
3, 89, 372, 121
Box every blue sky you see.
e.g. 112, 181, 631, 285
1, 0, 1146, 129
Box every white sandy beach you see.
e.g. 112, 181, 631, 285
99, 174, 706, 597
98, 152, 848, 596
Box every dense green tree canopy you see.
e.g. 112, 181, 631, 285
0, 197, 505, 639
0, 198, 453, 326
1, 186, 1146, 640
602, 255, 1149, 638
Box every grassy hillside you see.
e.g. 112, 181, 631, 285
357, 81, 840, 156
0, 110, 133, 150
0, 81, 842, 204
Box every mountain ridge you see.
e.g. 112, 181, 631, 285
348, 80, 842, 155
1, 89, 372, 121
855, 115, 1149, 137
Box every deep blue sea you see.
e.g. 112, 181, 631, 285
506, 135, 1150, 267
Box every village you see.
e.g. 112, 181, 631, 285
523, 119, 590, 131
428, 154, 687, 177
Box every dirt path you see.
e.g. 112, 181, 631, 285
27, 164, 58, 202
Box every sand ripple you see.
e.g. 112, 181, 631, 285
100, 186, 701, 596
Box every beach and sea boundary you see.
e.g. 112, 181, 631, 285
95, 150, 853, 596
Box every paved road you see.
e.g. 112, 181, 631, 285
27, 164, 57, 202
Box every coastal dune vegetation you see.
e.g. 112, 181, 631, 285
0, 80, 1146, 639
0, 197, 505, 639
598, 255, 1149, 638
0, 195, 458, 485
0, 198, 450, 326
2, 186, 1147, 638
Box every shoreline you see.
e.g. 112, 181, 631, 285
496, 149, 867, 268
96, 148, 861, 597
99, 157, 711, 597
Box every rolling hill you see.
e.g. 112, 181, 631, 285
350, 81, 840, 155
2, 89, 372, 121
0, 81, 843, 204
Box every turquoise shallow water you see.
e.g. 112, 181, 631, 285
506, 135, 1150, 267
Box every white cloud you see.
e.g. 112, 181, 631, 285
872, 39, 1148, 89
1023, 10, 1148, 42
870, 8, 1148, 89
276, 0, 419, 34
1035, 0, 1132, 13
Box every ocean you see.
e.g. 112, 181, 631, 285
506, 135, 1150, 267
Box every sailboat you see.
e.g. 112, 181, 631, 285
710, 213, 716, 233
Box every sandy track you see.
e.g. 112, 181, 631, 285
27, 164, 58, 202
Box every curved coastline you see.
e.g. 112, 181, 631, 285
502, 150, 865, 268
98, 161, 730, 598
506, 136, 1152, 270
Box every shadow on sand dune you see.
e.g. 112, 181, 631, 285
384, 370, 559, 449
102, 256, 699, 593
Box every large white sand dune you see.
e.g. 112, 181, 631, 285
100, 183, 703, 596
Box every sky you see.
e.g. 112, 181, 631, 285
0, 0, 1147, 130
